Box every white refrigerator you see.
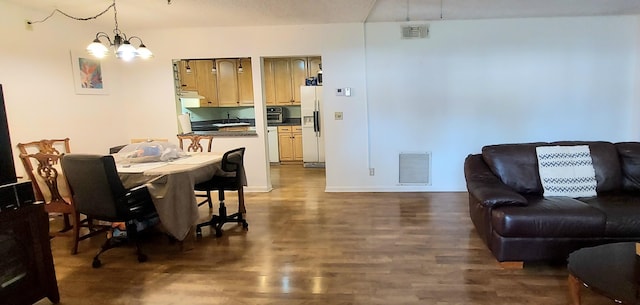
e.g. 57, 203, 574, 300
300, 86, 325, 167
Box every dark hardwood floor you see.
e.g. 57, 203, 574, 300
36, 164, 612, 305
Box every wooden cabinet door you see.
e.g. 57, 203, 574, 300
278, 133, 294, 161
293, 130, 303, 161
195, 60, 218, 107
216, 59, 239, 107
237, 58, 254, 106
291, 57, 308, 105
179, 60, 197, 91
263, 58, 276, 106
308, 56, 322, 80
273, 58, 293, 105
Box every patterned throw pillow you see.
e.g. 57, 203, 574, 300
535, 145, 597, 198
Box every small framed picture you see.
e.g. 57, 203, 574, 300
70, 50, 109, 95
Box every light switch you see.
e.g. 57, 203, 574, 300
335, 112, 343, 120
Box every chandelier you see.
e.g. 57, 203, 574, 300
28, 0, 153, 61
86, 0, 152, 61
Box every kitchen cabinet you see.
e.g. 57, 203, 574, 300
264, 60, 276, 106
237, 58, 254, 106
278, 125, 303, 162
178, 60, 197, 91
264, 57, 321, 106
216, 59, 239, 107
308, 56, 322, 82
216, 58, 254, 107
291, 57, 308, 104
272, 58, 294, 105
195, 60, 218, 107
178, 58, 254, 108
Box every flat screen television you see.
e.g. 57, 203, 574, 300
0, 84, 17, 185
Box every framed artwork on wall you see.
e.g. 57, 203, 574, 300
70, 51, 109, 95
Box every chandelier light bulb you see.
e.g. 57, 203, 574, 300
87, 39, 109, 58
116, 41, 137, 61
136, 44, 153, 59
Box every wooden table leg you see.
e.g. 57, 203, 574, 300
568, 274, 581, 305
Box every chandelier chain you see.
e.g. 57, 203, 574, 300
28, 1, 116, 25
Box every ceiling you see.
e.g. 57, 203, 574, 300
11, 0, 640, 30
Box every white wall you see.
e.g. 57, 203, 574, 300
364, 16, 639, 191
2, 0, 639, 192
0, 2, 128, 176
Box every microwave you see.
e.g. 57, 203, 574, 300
266, 107, 284, 124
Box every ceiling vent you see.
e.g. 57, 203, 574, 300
401, 24, 429, 39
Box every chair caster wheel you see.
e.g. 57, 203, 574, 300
92, 258, 102, 268
138, 253, 148, 263
242, 222, 249, 230
215, 228, 223, 237
196, 228, 202, 238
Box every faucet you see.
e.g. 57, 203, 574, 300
226, 112, 230, 124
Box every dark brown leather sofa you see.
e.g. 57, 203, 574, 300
464, 141, 640, 266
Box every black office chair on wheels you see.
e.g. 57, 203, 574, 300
195, 147, 248, 237
61, 154, 158, 268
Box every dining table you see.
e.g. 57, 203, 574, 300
115, 152, 224, 241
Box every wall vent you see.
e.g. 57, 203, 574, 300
401, 24, 429, 39
399, 152, 431, 185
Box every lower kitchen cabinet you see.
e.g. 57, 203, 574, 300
278, 125, 303, 162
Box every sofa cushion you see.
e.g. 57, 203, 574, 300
615, 142, 640, 192
552, 141, 621, 193
579, 195, 640, 236
535, 145, 597, 198
482, 143, 546, 194
491, 196, 606, 238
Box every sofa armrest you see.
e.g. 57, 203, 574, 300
464, 154, 528, 208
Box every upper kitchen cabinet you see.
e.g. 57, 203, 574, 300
195, 60, 218, 107
178, 60, 197, 91
177, 58, 254, 108
308, 57, 322, 81
216, 59, 239, 107
237, 58, 254, 106
264, 56, 322, 106
291, 57, 308, 105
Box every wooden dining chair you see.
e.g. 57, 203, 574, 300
176, 134, 215, 208
19, 152, 108, 254
177, 134, 214, 153
18, 138, 73, 230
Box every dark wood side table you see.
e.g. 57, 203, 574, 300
568, 242, 639, 305
0, 204, 60, 304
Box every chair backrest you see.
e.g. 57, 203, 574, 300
17, 138, 71, 155
220, 148, 246, 187
19, 153, 73, 213
61, 154, 127, 221
17, 138, 71, 200
177, 134, 213, 152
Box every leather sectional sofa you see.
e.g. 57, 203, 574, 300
464, 141, 640, 267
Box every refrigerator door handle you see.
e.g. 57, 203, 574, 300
313, 110, 320, 134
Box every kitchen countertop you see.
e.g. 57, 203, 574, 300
194, 130, 258, 137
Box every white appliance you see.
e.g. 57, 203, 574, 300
301, 86, 325, 167
267, 126, 279, 163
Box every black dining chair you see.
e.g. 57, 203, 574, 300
61, 154, 158, 268
195, 147, 248, 237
